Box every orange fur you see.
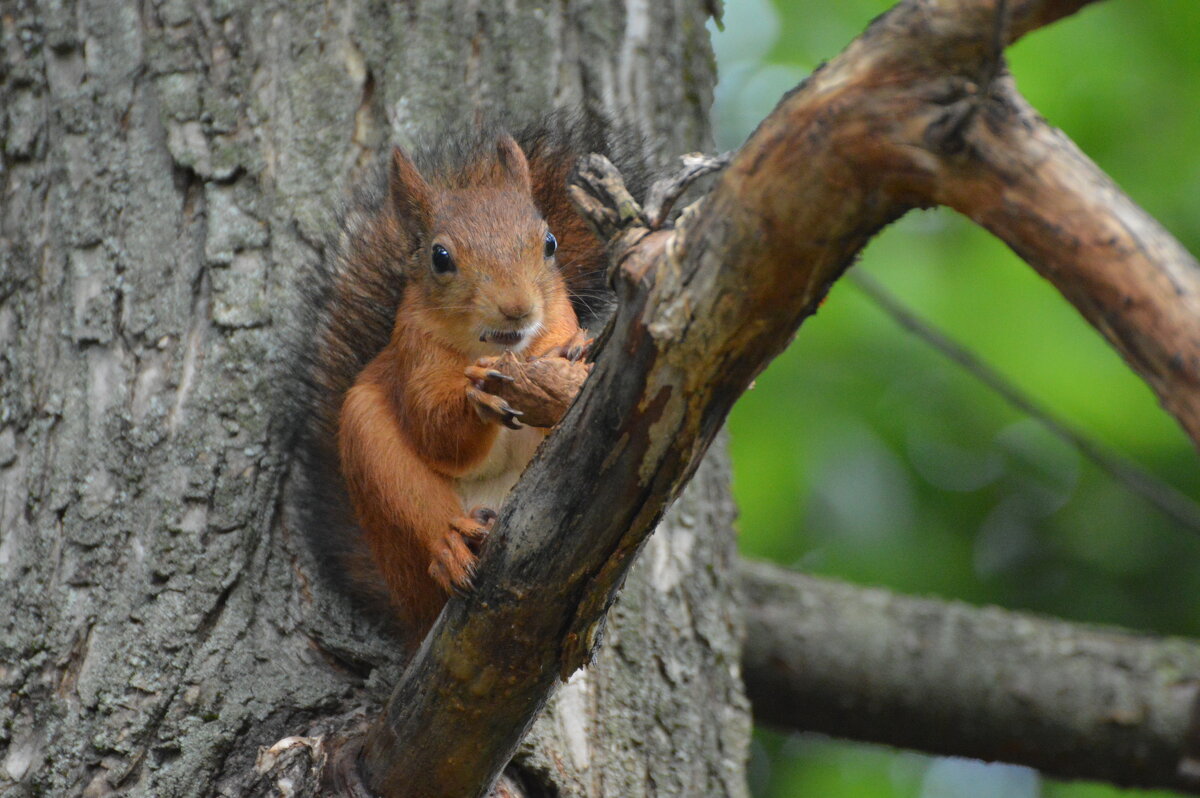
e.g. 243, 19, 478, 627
337, 137, 583, 635
296, 116, 646, 643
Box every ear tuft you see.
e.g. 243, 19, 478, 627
495, 135, 532, 193
388, 146, 433, 225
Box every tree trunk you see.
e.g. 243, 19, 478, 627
0, 2, 746, 796
355, 0, 1200, 792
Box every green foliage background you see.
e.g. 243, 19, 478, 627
709, 2, 1200, 796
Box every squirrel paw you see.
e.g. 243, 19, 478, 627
454, 506, 497, 554
429, 508, 498, 593
467, 384, 524, 429
465, 360, 516, 391
543, 330, 592, 362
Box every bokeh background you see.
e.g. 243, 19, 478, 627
708, 2, 1200, 796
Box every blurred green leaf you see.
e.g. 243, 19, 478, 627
711, 1, 1200, 796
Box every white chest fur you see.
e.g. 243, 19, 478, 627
455, 425, 545, 512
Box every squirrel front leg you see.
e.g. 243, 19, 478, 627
339, 380, 494, 628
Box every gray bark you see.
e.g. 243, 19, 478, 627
365, 0, 1200, 793
518, 446, 750, 798
0, 2, 745, 796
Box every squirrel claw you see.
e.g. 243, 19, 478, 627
467, 385, 524, 429
545, 331, 592, 362
428, 534, 477, 593
451, 507, 496, 554
465, 362, 515, 386
432, 508, 496, 592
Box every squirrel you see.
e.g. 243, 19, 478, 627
292, 114, 647, 645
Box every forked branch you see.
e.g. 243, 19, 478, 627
354, 0, 1200, 795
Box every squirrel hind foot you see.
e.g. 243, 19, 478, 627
452, 509, 496, 553
429, 510, 498, 592
466, 505, 499, 532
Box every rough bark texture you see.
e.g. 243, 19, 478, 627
716, 0, 1200, 450
929, 77, 1200, 445
741, 559, 1200, 794
517, 447, 749, 798
5, 0, 1199, 794
363, 0, 1200, 795
0, 2, 743, 796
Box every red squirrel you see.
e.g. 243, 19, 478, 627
294, 116, 646, 644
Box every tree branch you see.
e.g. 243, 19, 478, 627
926, 75, 1200, 445
352, 0, 1200, 795
1006, 0, 1102, 43
740, 558, 1200, 793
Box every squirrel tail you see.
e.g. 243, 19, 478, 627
289, 113, 648, 633
290, 167, 411, 628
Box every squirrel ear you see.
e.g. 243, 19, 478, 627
494, 135, 532, 193
388, 145, 432, 224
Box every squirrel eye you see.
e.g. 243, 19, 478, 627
431, 244, 455, 275
543, 231, 557, 258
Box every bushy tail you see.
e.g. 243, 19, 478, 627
288, 113, 649, 629
290, 166, 409, 621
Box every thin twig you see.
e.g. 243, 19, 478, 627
850, 270, 1200, 534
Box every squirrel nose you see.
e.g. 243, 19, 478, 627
498, 301, 532, 322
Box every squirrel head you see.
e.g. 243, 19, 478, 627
388, 135, 568, 359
